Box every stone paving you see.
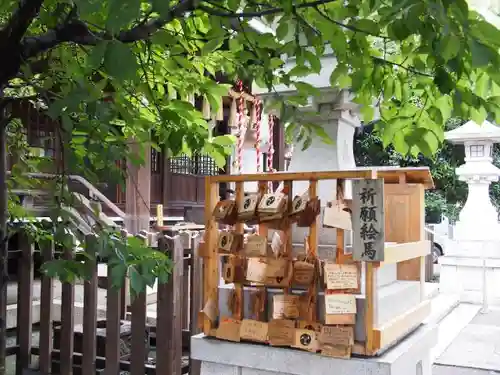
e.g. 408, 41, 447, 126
436, 309, 500, 373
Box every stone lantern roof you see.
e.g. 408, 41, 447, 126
445, 120, 500, 143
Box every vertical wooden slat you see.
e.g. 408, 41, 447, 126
130, 292, 146, 375
307, 180, 318, 322
39, 239, 54, 375
104, 264, 121, 375
156, 236, 184, 375
82, 235, 98, 375
256, 181, 268, 321
189, 234, 203, 375
233, 182, 244, 320
60, 246, 75, 375
202, 178, 219, 334
182, 256, 190, 329
16, 233, 34, 375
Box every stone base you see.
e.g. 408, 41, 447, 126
191, 323, 437, 375
439, 255, 500, 305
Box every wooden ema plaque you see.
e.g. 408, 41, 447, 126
218, 231, 243, 254
268, 319, 295, 346
318, 326, 354, 346
324, 263, 360, 292
246, 257, 290, 286
258, 193, 288, 222
297, 321, 322, 333
240, 319, 268, 343
216, 317, 241, 342
223, 257, 246, 284
323, 200, 352, 230
292, 260, 315, 286
324, 293, 357, 325
213, 200, 237, 225
238, 194, 261, 221
292, 329, 320, 352
244, 235, 268, 257
272, 294, 300, 319
321, 344, 351, 358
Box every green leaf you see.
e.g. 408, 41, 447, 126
129, 266, 144, 296
103, 41, 138, 81
353, 19, 380, 35
276, 21, 289, 40
469, 39, 493, 68
434, 67, 454, 95
87, 41, 108, 70
441, 35, 461, 62
106, 0, 141, 33
212, 135, 236, 146
151, 0, 172, 16
303, 50, 322, 74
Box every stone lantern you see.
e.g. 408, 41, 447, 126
440, 119, 500, 304
444, 119, 500, 241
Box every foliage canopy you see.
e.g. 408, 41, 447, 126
2, 0, 500, 292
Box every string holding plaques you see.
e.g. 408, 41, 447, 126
213, 200, 238, 225
218, 231, 243, 254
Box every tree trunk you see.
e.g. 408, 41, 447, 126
0, 100, 8, 375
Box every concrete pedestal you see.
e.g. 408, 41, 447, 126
439, 255, 500, 305
191, 323, 437, 375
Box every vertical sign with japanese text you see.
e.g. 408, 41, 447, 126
352, 179, 385, 262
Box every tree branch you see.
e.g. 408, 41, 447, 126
198, 0, 340, 18
0, 0, 45, 44
21, 0, 197, 59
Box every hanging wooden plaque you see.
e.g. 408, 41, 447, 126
268, 319, 295, 346
223, 257, 245, 284
324, 294, 357, 325
323, 200, 352, 230
216, 317, 241, 342
240, 319, 268, 343
258, 193, 287, 215
237, 194, 261, 221
213, 200, 238, 225
244, 235, 268, 257
324, 263, 359, 291
296, 197, 321, 227
292, 329, 320, 353
218, 231, 243, 254
318, 326, 354, 346
292, 260, 315, 286
272, 294, 300, 319
290, 192, 309, 216
321, 344, 351, 358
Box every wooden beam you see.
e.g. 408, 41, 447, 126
372, 300, 431, 351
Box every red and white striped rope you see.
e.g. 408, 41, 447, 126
236, 80, 245, 174
254, 98, 262, 173
267, 113, 275, 192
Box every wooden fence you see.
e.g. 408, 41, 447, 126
7, 231, 204, 375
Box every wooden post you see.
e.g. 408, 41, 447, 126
125, 140, 151, 316
156, 236, 184, 375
